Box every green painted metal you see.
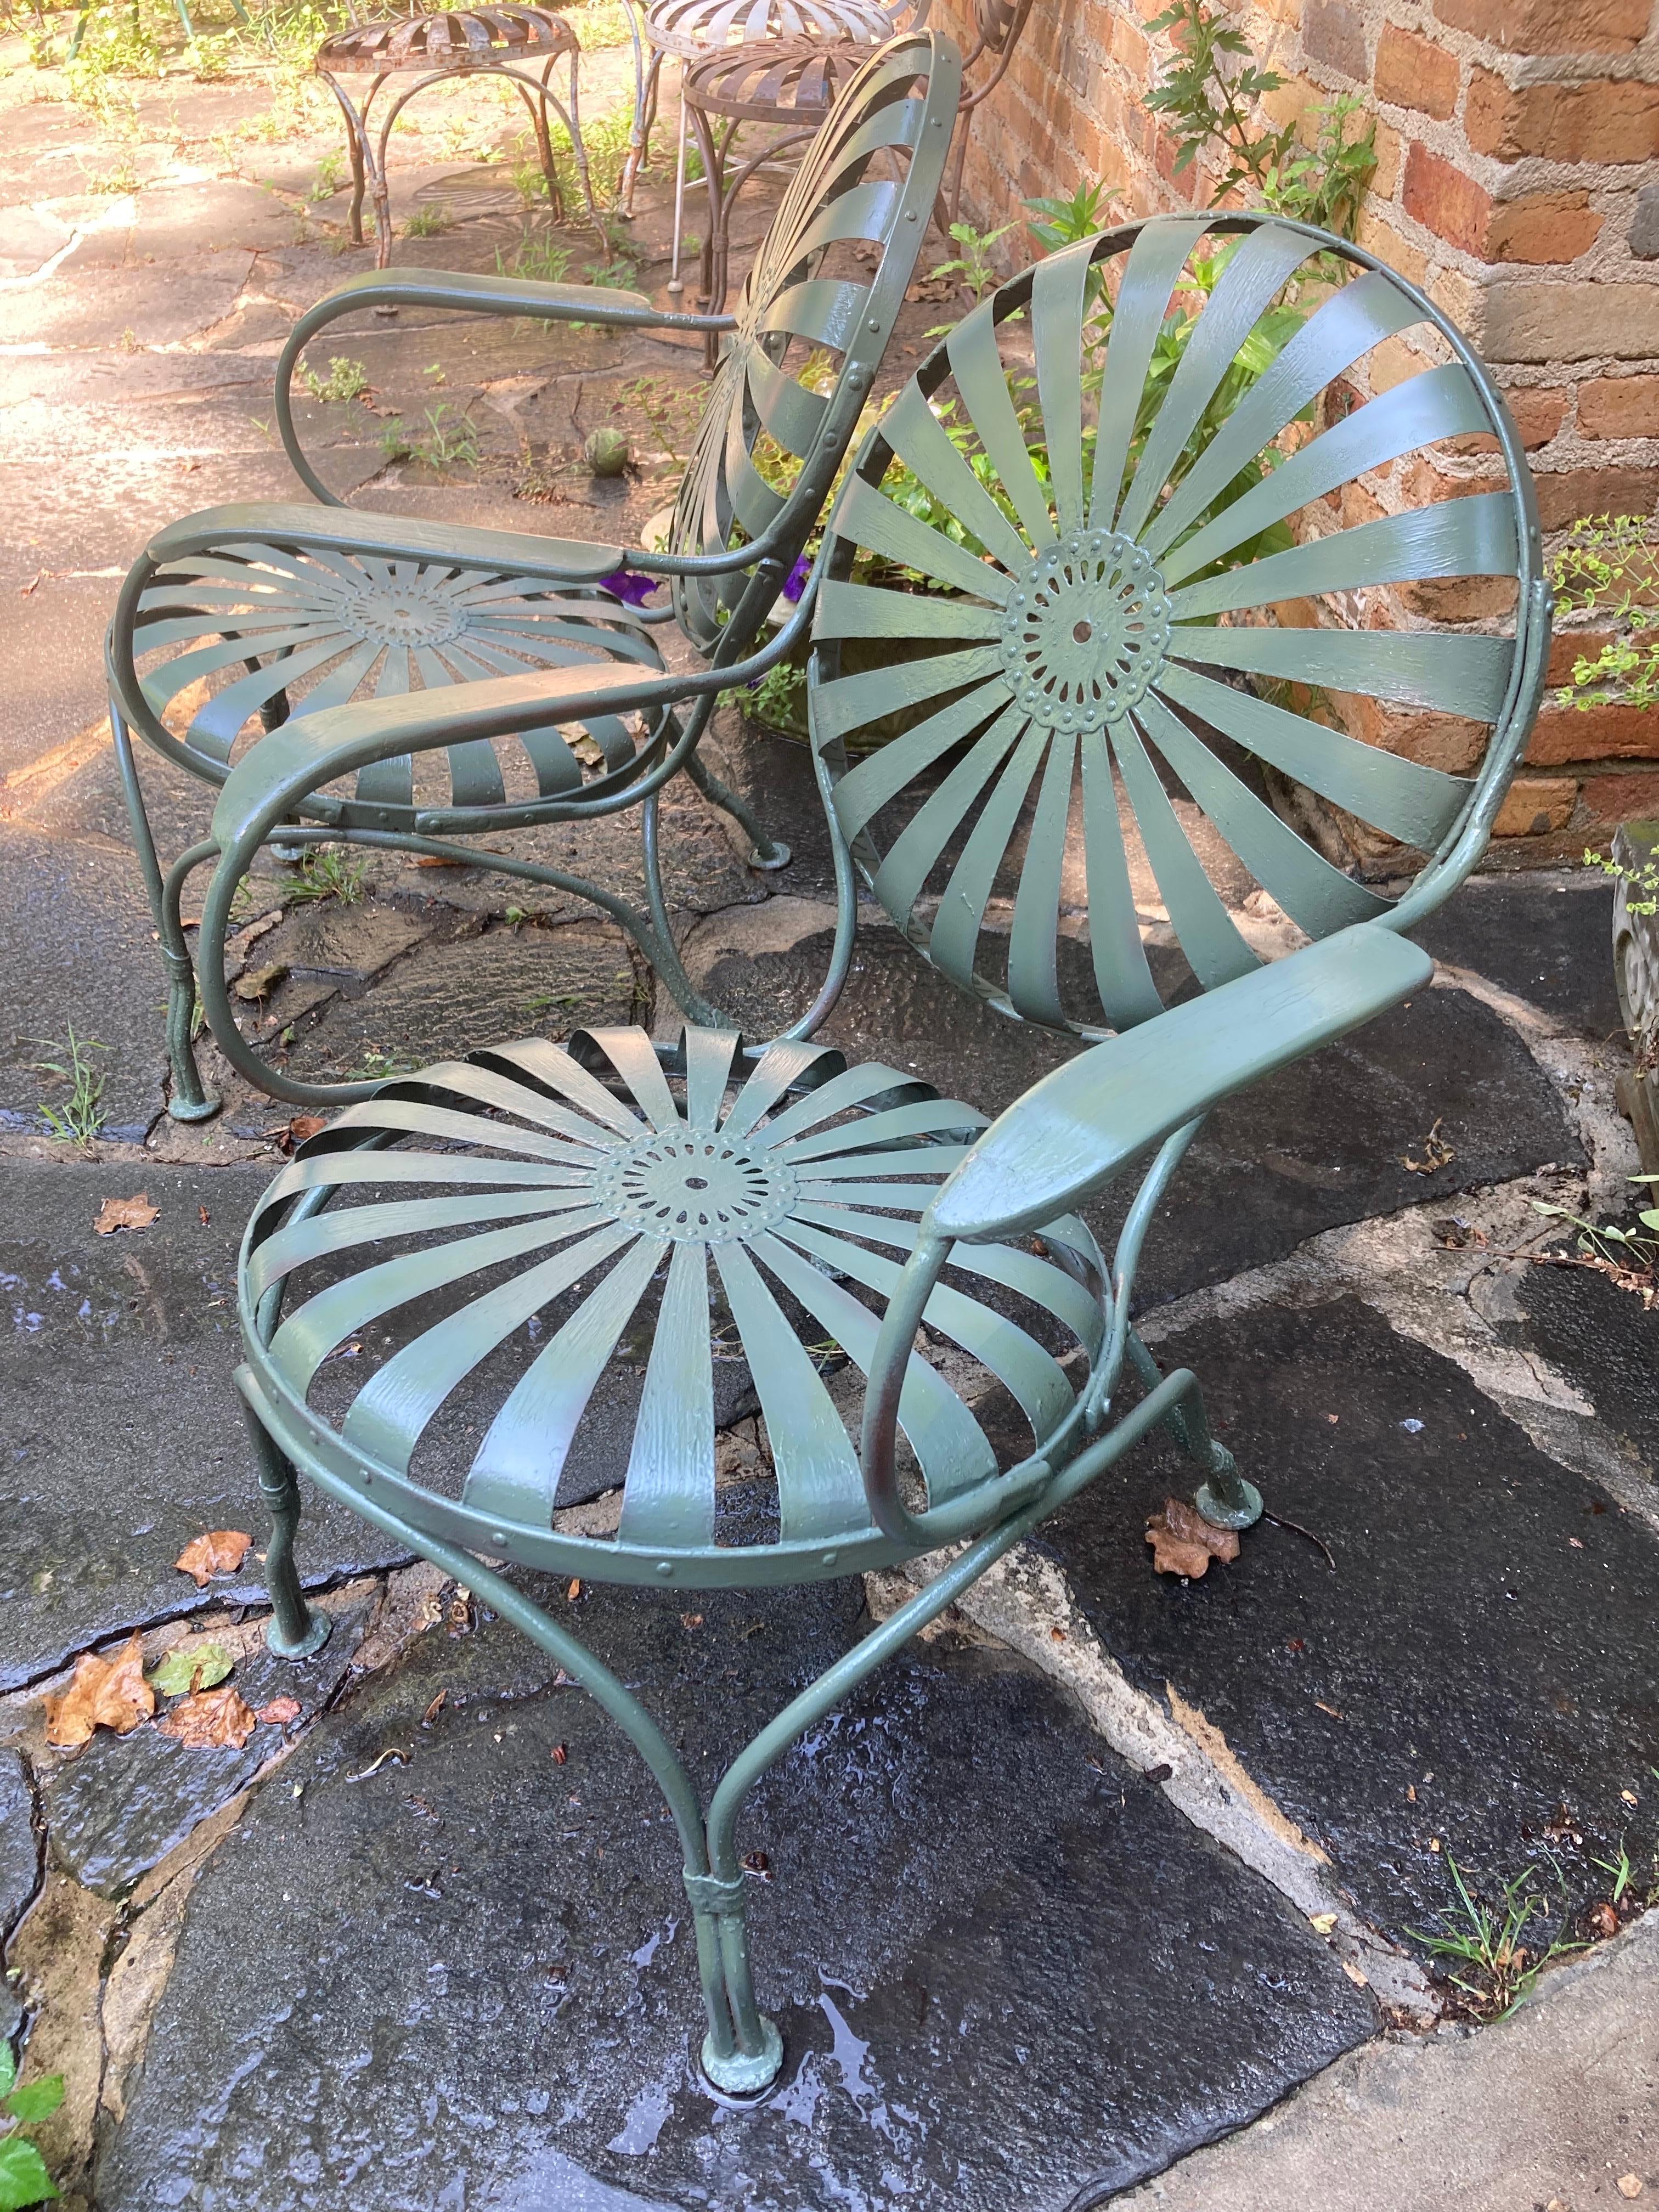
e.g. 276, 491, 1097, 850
217, 211, 1550, 2096
811, 210, 1547, 1037
104, 29, 959, 1122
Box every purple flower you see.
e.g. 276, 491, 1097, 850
780, 555, 811, 603
597, 569, 660, 606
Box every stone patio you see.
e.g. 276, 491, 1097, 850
1, 12, 1657, 2210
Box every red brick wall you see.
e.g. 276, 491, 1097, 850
930, 0, 1659, 851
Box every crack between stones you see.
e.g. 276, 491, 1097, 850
868, 1544, 1436, 2025
0, 1564, 386, 1707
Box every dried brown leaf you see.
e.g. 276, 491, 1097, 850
94, 1193, 160, 1236
1144, 1497, 1240, 1579
262, 1113, 328, 1156
156, 1684, 258, 1750
421, 1689, 448, 1727
43, 1633, 155, 1747
233, 960, 288, 1003
1588, 1900, 1621, 1939
256, 1695, 303, 1729
174, 1530, 252, 1588
1402, 1118, 1455, 1175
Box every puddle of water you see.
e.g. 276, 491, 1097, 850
627, 1916, 676, 1972
606, 2080, 673, 2159
489, 2145, 673, 2210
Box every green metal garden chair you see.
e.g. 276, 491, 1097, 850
219, 211, 1546, 2095
104, 29, 960, 1122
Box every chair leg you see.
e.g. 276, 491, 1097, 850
1126, 1331, 1263, 1530
666, 82, 689, 300
616, 3, 648, 214
235, 1343, 1207, 2092
682, 746, 791, 871
110, 708, 222, 1123
249, 1463, 787, 2088
243, 1407, 332, 1661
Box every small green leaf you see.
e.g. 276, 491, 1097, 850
146, 1643, 233, 1699
1, 2081, 63, 2126
1639, 1210, 1659, 1232
0, 2049, 13, 2101
0, 2134, 58, 2210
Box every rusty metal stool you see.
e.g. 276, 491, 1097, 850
940, 0, 1035, 228
315, 4, 608, 268
681, 36, 870, 338
626, 0, 923, 294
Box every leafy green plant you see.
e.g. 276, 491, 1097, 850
0, 2040, 65, 2209
403, 201, 454, 240
84, 153, 139, 195
1024, 177, 1112, 255
379, 405, 480, 473
1410, 1856, 1579, 2019
286, 847, 369, 905
618, 373, 700, 463
29, 1026, 106, 1144
582, 247, 642, 292
1146, 0, 1375, 238
732, 659, 808, 739
298, 354, 368, 403
1585, 843, 1658, 919
307, 149, 344, 201
65, 7, 161, 94
1590, 1837, 1636, 1906
1530, 1175, 1659, 1301
1551, 514, 1659, 714
496, 233, 572, 283
927, 218, 1013, 305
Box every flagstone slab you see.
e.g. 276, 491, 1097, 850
0, 1163, 410, 1693
1041, 1294, 1659, 1946
1415, 873, 1622, 1040
97, 1555, 1374, 2212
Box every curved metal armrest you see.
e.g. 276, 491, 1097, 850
144, 501, 627, 584
924, 924, 1436, 1245
209, 661, 682, 854
205, 565, 821, 856
274, 267, 737, 504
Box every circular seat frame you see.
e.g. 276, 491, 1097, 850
237, 1019, 1228, 2098
315, 5, 607, 269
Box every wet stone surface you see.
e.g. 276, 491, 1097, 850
0, 1163, 408, 1691
701, 924, 1582, 1307
285, 922, 644, 1082
98, 1555, 1373, 2212
0, 823, 173, 1142
0, 1750, 38, 2048
1042, 1295, 1659, 1942
1507, 1257, 1659, 1480
42, 1595, 371, 1900
1415, 874, 1622, 1040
